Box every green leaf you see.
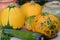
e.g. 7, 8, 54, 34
0, 28, 2, 40
1, 33, 10, 40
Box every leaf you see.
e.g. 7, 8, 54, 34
1, 33, 10, 40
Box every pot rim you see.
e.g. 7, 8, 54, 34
0, 0, 15, 3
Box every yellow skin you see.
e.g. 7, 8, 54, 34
21, 2, 42, 17
25, 16, 35, 31
0, 6, 25, 29
25, 23, 32, 30
21, 2, 42, 30
31, 13, 59, 38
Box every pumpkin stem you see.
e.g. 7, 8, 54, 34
8, 3, 15, 8
30, 0, 35, 5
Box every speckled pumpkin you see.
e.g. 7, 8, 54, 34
31, 13, 60, 38
21, 1, 42, 17
0, 3, 25, 29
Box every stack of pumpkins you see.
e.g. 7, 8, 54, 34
0, 0, 60, 39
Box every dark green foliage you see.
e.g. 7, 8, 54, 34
17, 0, 48, 5
1, 33, 10, 40
1, 28, 10, 40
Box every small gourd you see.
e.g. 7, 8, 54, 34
21, 0, 42, 17
31, 13, 60, 38
0, 3, 25, 29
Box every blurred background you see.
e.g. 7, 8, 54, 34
16, 0, 48, 5
16, 0, 60, 5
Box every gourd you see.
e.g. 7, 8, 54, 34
21, 0, 42, 17
31, 13, 60, 38
25, 16, 35, 30
3, 29, 42, 40
23, 0, 42, 30
0, 3, 25, 29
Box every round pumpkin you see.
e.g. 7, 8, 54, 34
21, 1, 42, 17
0, 3, 25, 29
31, 12, 60, 38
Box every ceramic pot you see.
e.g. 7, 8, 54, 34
43, 1, 60, 20
0, 0, 18, 11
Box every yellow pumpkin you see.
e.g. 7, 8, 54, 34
0, 3, 25, 29
31, 13, 60, 38
21, 1, 42, 17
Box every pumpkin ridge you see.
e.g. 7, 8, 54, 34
3, 21, 12, 29
1, 4, 25, 29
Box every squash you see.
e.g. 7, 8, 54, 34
3, 29, 42, 40
25, 16, 35, 30
21, 0, 42, 17
0, 3, 25, 29
31, 12, 60, 38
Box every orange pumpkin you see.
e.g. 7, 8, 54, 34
31, 13, 60, 38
